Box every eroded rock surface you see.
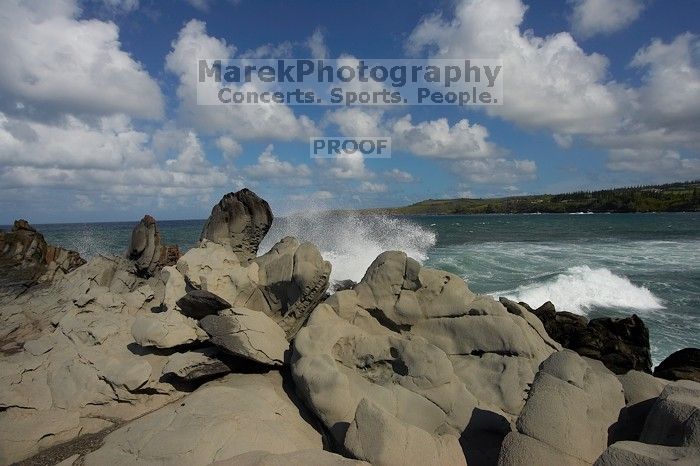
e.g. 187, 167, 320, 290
0, 256, 184, 463
292, 251, 561, 463
200, 189, 273, 262
0, 219, 85, 292
126, 215, 180, 277
345, 398, 467, 466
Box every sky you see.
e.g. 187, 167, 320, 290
0, 0, 698, 224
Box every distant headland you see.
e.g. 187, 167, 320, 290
352, 181, 700, 215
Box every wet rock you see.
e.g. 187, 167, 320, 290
127, 215, 180, 277
521, 300, 652, 374
654, 348, 700, 383
200, 189, 273, 262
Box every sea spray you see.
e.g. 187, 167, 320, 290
261, 212, 436, 286
498, 265, 665, 315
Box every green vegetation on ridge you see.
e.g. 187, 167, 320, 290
360, 181, 700, 215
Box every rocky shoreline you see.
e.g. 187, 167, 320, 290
0, 189, 698, 466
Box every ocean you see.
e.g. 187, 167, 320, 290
12, 212, 699, 366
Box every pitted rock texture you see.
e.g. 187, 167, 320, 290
200, 189, 273, 262
254, 236, 332, 337
126, 215, 180, 277
80, 372, 324, 466
292, 304, 477, 449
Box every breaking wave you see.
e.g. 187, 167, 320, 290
262, 213, 436, 285
499, 265, 665, 315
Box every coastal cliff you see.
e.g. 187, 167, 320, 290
0, 189, 698, 466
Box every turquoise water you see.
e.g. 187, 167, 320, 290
8, 212, 699, 365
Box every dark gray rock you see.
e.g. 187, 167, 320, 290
127, 215, 180, 277
0, 219, 85, 289
176, 289, 231, 319
199, 189, 273, 262
654, 348, 700, 383
161, 348, 231, 381
521, 300, 652, 374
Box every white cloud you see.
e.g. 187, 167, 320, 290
325, 108, 384, 136
384, 168, 414, 182
570, 0, 646, 39
607, 149, 700, 178
215, 136, 243, 160
358, 181, 388, 193
306, 28, 329, 59
406, 0, 699, 179
630, 33, 700, 136
289, 190, 334, 202
0, 0, 163, 120
243, 144, 311, 184
165, 20, 318, 141
391, 115, 501, 159
327, 151, 375, 180
451, 158, 537, 184
98, 0, 140, 14
0, 111, 230, 205
407, 0, 622, 135
239, 42, 294, 59
184, 0, 212, 11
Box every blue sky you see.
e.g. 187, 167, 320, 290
0, 0, 698, 223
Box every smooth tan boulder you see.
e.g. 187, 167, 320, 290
344, 398, 468, 466
292, 305, 476, 448
200, 308, 288, 366
595, 441, 699, 465
81, 373, 324, 465
210, 450, 368, 465
498, 350, 625, 465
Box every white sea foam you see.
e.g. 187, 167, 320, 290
261, 212, 436, 286
499, 265, 665, 315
